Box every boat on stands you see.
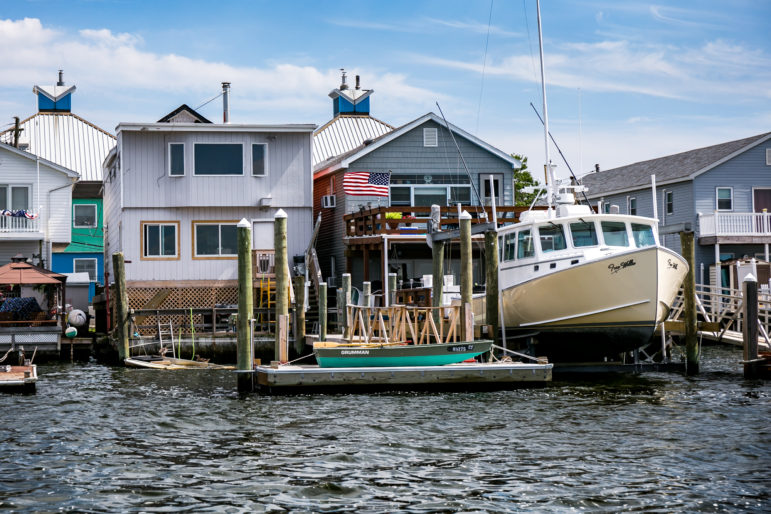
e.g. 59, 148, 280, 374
313, 340, 492, 368
471, 0, 688, 360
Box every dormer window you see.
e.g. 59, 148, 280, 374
423, 128, 438, 147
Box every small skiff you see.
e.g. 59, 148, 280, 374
125, 356, 234, 370
313, 340, 493, 368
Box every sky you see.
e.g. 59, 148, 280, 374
1, 0, 769, 181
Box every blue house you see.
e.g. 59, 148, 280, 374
581, 132, 771, 287
0, 71, 117, 301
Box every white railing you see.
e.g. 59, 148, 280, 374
0, 216, 40, 233
699, 212, 771, 237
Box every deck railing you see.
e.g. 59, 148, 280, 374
699, 212, 771, 237
344, 205, 537, 237
0, 216, 40, 233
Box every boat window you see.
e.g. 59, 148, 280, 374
503, 233, 517, 261
570, 221, 598, 247
517, 229, 535, 259
538, 224, 567, 253
601, 221, 629, 246
631, 223, 656, 247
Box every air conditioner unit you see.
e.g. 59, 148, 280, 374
322, 195, 336, 208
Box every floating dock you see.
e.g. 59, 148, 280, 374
251, 361, 552, 394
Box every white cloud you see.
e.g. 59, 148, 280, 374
425, 18, 520, 38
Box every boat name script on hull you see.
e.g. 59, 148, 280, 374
608, 259, 636, 274
340, 350, 370, 355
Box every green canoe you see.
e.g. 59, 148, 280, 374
313, 340, 493, 368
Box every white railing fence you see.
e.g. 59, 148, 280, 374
699, 212, 771, 237
0, 216, 39, 233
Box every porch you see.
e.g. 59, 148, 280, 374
699, 211, 771, 243
0, 216, 42, 236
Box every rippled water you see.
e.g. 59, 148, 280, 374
2, 345, 769, 512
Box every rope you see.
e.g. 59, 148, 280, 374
491, 343, 540, 362
284, 352, 316, 365
0, 347, 11, 363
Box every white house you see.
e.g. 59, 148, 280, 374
0, 143, 78, 266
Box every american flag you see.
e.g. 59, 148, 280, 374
343, 172, 390, 197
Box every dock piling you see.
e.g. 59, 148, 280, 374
388, 273, 397, 307
432, 239, 445, 327
111, 252, 129, 362
342, 273, 351, 339
293, 275, 305, 355
274, 210, 289, 363
680, 230, 699, 375
319, 282, 328, 341
236, 219, 253, 392
363, 281, 371, 334
742, 274, 760, 379
484, 229, 499, 345
460, 211, 473, 341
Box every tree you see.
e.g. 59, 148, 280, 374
511, 154, 541, 207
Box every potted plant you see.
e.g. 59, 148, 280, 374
385, 211, 402, 230
402, 214, 416, 227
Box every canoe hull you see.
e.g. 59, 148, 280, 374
314, 340, 493, 368
125, 357, 234, 370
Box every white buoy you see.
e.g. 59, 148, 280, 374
65, 326, 78, 339
68, 309, 87, 327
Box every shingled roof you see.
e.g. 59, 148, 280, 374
581, 132, 771, 197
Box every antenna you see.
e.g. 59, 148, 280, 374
536, 0, 555, 217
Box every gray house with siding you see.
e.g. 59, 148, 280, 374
581, 132, 771, 286
314, 105, 520, 289
102, 105, 315, 288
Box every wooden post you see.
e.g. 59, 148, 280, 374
292, 275, 305, 355
742, 274, 759, 379
363, 281, 371, 334
277, 314, 289, 363
236, 219, 253, 392
432, 240, 445, 328
681, 230, 698, 375
460, 211, 473, 341
484, 230, 499, 345
274, 209, 288, 362
319, 282, 328, 341
336, 287, 344, 333
342, 273, 351, 339
388, 273, 397, 307
112, 252, 129, 362
363, 247, 370, 282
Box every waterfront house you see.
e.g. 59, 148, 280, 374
0, 71, 117, 300
102, 100, 315, 315
313, 75, 521, 291
580, 132, 771, 286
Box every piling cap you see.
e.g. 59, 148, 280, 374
237, 218, 250, 228
743, 273, 757, 282
460, 210, 472, 220
274, 209, 287, 219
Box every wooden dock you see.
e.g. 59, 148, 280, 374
251, 361, 552, 394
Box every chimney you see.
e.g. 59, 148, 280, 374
339, 69, 348, 90
13, 117, 21, 148
355, 75, 360, 90
57, 69, 64, 86
222, 82, 230, 124
595, 163, 600, 173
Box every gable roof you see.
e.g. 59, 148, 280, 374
314, 112, 520, 175
157, 104, 212, 124
0, 112, 115, 182
581, 131, 771, 197
0, 142, 79, 178
313, 114, 394, 168
32, 84, 76, 103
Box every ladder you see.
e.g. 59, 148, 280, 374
157, 320, 176, 358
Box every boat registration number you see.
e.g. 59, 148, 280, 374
448, 345, 475, 352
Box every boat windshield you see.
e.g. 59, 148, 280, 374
601, 221, 629, 246
538, 224, 567, 253
570, 221, 598, 247
503, 232, 516, 261
632, 223, 656, 247
517, 229, 535, 258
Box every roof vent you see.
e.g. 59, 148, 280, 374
363, 138, 373, 146
57, 69, 64, 86
595, 163, 600, 173
339, 69, 348, 90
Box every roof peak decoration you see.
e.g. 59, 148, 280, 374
157, 104, 212, 124
32, 70, 76, 112
328, 69, 373, 116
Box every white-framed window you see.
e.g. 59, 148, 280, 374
423, 128, 438, 147
389, 174, 471, 207
0, 184, 30, 210
74, 258, 98, 282
665, 191, 673, 215
481, 174, 503, 206
194, 143, 243, 175
193, 221, 238, 257
252, 143, 268, 176
141, 221, 179, 259
168, 143, 185, 176
766, 148, 771, 166
716, 187, 733, 211
73, 203, 97, 228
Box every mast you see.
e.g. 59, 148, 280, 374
536, 0, 555, 216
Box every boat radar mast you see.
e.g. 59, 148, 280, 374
536, 0, 557, 218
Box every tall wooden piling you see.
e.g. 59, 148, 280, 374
293, 275, 305, 355
432, 240, 445, 327
274, 209, 288, 362
342, 273, 351, 339
460, 211, 473, 341
742, 274, 759, 379
680, 230, 698, 375
111, 252, 129, 361
388, 273, 397, 306
236, 219, 253, 392
484, 230, 499, 344
319, 282, 328, 341
363, 281, 371, 334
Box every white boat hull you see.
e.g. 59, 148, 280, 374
477, 246, 688, 360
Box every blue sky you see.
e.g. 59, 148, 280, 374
1, 0, 769, 180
